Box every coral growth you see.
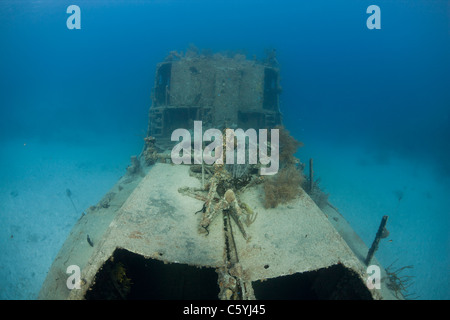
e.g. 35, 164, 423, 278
276, 126, 304, 166
111, 262, 132, 299
179, 163, 258, 240
126, 155, 141, 175
143, 136, 158, 165
263, 127, 304, 208
263, 165, 304, 208
384, 259, 418, 300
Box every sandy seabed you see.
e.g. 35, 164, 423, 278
0, 136, 141, 299
301, 137, 450, 300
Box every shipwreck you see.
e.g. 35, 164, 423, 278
39, 49, 400, 300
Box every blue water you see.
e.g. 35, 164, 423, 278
1, 0, 449, 299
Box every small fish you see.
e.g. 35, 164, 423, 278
394, 190, 404, 202
87, 234, 94, 247
381, 227, 390, 239
66, 188, 79, 214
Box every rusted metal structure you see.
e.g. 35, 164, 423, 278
38, 50, 400, 300
148, 52, 282, 149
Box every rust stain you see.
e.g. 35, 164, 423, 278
129, 230, 144, 239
